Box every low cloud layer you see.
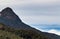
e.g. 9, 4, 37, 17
39, 29, 60, 35
47, 29, 60, 35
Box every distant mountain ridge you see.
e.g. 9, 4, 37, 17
0, 7, 59, 39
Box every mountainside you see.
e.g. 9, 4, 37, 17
0, 7, 32, 30
0, 7, 59, 39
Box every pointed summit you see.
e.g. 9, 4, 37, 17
1, 7, 14, 14
4, 7, 12, 9
1, 7, 13, 11
1, 7, 17, 17
1, 7, 17, 19
3, 7, 12, 10
0, 7, 22, 26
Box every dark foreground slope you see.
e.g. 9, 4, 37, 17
0, 7, 59, 39
0, 24, 23, 39
0, 23, 60, 39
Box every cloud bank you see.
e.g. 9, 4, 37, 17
47, 29, 60, 35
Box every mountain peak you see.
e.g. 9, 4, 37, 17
0, 7, 22, 25
1, 7, 13, 13
4, 7, 12, 10
0, 7, 16, 17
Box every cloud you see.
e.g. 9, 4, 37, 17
37, 29, 60, 35
47, 29, 60, 35
10, 2, 60, 17
20, 16, 60, 24
18, 7, 60, 16
31, 24, 60, 30
0, 0, 60, 6
30, 27, 60, 35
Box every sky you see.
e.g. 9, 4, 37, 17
0, 0, 60, 35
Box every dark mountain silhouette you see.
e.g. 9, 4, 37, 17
0, 7, 59, 39
0, 7, 33, 30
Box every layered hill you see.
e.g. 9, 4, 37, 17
0, 7, 59, 39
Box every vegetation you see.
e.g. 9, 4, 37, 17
0, 23, 50, 39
